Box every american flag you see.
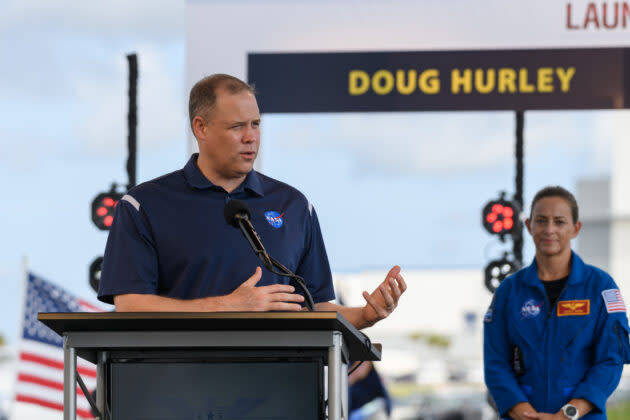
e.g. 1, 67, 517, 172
602, 288, 627, 314
15, 272, 103, 419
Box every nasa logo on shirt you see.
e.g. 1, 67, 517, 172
264, 211, 284, 228
520, 299, 543, 319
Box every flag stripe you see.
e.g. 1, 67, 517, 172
16, 382, 94, 410
78, 299, 102, 312
18, 373, 88, 395
16, 394, 94, 419
20, 352, 63, 370
18, 360, 96, 388
19, 373, 64, 391
20, 339, 97, 370
20, 352, 97, 378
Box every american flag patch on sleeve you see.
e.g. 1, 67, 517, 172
602, 289, 627, 314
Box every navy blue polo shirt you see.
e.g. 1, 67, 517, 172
98, 154, 335, 305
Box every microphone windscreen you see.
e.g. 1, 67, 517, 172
224, 199, 251, 227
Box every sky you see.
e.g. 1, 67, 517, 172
0, 0, 625, 346
0, 0, 188, 344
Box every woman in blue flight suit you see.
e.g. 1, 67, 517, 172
484, 186, 630, 420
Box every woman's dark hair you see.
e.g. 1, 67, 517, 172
530, 186, 579, 223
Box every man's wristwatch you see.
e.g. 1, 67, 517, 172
562, 404, 579, 420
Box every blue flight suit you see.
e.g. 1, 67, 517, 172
484, 252, 630, 419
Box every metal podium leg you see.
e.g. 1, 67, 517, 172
96, 351, 107, 420
328, 332, 343, 420
341, 360, 348, 420
63, 337, 76, 420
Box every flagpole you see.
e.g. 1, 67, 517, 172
9, 256, 29, 420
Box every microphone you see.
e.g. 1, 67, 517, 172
224, 199, 315, 311
224, 199, 273, 271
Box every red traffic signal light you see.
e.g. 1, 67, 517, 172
91, 192, 122, 230
482, 197, 520, 236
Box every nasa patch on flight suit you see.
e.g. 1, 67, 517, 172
557, 299, 590, 317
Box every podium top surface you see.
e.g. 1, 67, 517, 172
38, 311, 381, 361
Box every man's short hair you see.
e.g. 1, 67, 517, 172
530, 186, 579, 223
188, 74, 255, 130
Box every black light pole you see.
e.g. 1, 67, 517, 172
126, 53, 138, 190
89, 53, 138, 295
513, 110, 524, 266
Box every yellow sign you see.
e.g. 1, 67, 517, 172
348, 67, 576, 96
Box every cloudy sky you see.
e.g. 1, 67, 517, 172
0, 0, 625, 346
0, 0, 188, 344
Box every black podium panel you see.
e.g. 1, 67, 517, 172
111, 361, 321, 420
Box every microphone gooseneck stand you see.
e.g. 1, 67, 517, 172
266, 255, 315, 311
227, 201, 315, 311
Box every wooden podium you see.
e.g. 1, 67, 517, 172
38, 312, 381, 420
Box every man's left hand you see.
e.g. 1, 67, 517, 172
361, 265, 406, 327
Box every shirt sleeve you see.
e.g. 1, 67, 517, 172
295, 204, 336, 304
97, 196, 159, 305
572, 280, 630, 413
483, 283, 529, 417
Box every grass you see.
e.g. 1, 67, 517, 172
407, 332, 451, 348
387, 382, 435, 398
608, 399, 630, 420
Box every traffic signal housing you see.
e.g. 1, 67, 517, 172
484, 256, 521, 293
89, 256, 104, 293
482, 196, 521, 239
91, 191, 122, 230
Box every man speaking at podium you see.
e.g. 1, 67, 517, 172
97, 74, 406, 330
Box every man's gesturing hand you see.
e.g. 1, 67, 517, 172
360, 265, 407, 327
221, 267, 305, 311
